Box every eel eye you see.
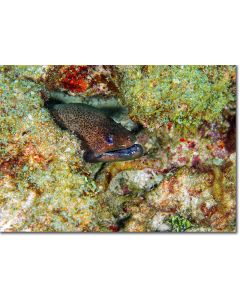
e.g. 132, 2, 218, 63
106, 135, 113, 145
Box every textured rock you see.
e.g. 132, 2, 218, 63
0, 65, 236, 232
116, 65, 236, 135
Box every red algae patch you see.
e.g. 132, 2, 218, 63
60, 65, 89, 93
44, 65, 119, 96
0, 65, 236, 232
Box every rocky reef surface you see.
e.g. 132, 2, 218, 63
0, 65, 236, 232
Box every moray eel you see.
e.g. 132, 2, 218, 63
46, 102, 143, 163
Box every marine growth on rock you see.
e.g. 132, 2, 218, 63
0, 65, 236, 232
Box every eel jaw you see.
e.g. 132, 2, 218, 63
84, 144, 144, 163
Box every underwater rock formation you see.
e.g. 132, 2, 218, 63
0, 66, 100, 232
116, 65, 236, 135
0, 65, 236, 232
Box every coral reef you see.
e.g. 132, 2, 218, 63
0, 65, 236, 232
116, 65, 236, 135
0, 66, 101, 232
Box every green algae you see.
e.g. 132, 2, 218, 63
117, 65, 236, 135
166, 215, 193, 232
0, 65, 236, 232
0, 66, 103, 232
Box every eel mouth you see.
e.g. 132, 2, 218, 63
84, 144, 144, 163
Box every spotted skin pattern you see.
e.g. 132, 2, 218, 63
47, 103, 143, 163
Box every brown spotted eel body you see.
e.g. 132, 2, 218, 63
46, 102, 143, 163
